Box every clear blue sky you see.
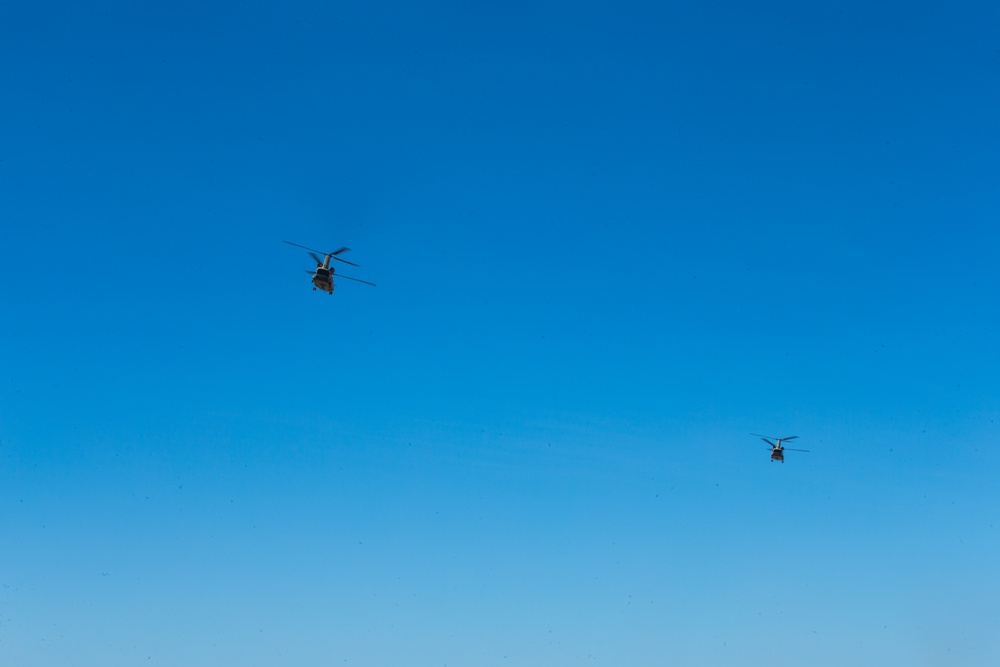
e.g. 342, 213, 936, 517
2, 1, 999, 664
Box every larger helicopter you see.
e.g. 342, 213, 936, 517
751, 434, 809, 463
283, 240, 376, 294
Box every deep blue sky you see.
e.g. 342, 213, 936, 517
2, 1, 999, 665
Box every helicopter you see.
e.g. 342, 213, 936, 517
751, 433, 809, 463
283, 240, 376, 294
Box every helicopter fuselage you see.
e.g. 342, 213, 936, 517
312, 267, 334, 294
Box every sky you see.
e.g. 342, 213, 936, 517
1, 1, 999, 664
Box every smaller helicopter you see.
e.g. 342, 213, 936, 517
751, 433, 809, 463
283, 240, 376, 294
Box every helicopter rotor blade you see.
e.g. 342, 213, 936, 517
336, 274, 376, 287
780, 436, 799, 441
331, 254, 359, 267
308, 252, 323, 266
758, 437, 776, 447
783, 448, 809, 452
283, 240, 328, 255
284, 240, 361, 267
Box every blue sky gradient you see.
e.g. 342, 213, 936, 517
2, 1, 999, 665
